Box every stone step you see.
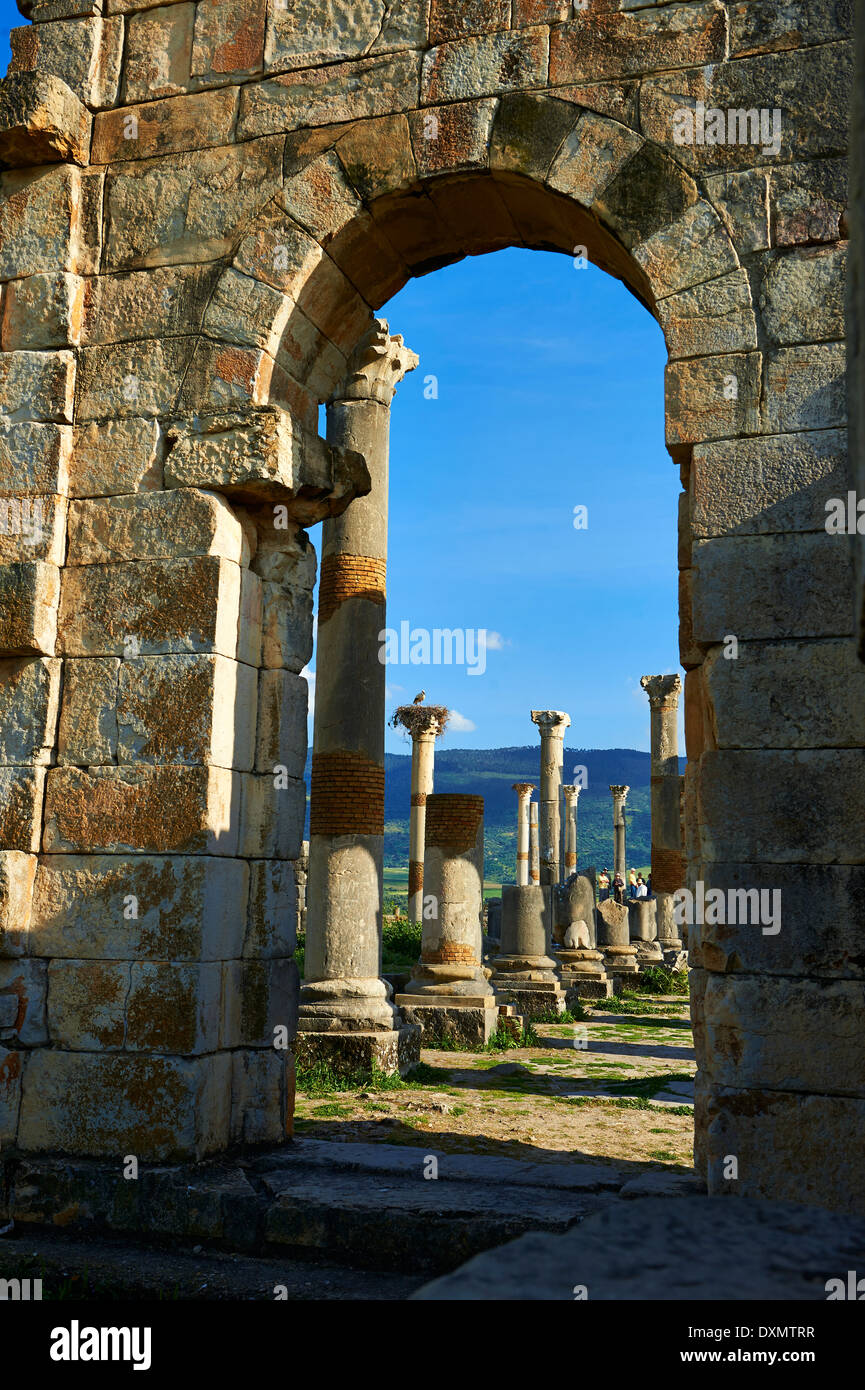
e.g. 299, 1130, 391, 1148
256, 1163, 607, 1275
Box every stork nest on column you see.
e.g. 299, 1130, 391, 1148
390, 704, 450, 737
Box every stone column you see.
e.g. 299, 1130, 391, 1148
299, 321, 419, 1072
490, 885, 566, 1018
610, 784, 629, 889
531, 710, 570, 884
512, 782, 534, 887
562, 784, 580, 880
640, 674, 684, 954
402, 709, 443, 924
528, 800, 540, 885
398, 794, 498, 1044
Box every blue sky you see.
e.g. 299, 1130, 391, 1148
373, 249, 681, 753
1, 6, 682, 754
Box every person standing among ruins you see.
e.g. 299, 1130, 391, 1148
598, 868, 611, 901
628, 868, 637, 897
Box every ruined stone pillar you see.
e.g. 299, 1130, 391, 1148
528, 800, 540, 885
398, 794, 498, 1044
400, 709, 443, 924
562, 784, 580, 880
531, 710, 570, 884
610, 784, 629, 889
512, 782, 534, 887
490, 885, 566, 1018
640, 674, 684, 953
299, 322, 419, 1067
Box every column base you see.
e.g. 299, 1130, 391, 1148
557, 948, 612, 1000
633, 939, 665, 965
294, 1024, 421, 1079
402, 961, 494, 1000
602, 944, 639, 992
396, 996, 502, 1046
298, 976, 398, 1033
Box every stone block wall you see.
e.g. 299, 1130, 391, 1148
0, 0, 859, 1210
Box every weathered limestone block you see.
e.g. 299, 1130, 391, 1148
698, 749, 865, 865
729, 0, 852, 57
665, 353, 761, 448
124, 2, 196, 103
235, 957, 299, 1047
164, 407, 369, 508
239, 773, 305, 859
705, 1085, 865, 1214
57, 556, 244, 659
634, 198, 739, 299
546, 110, 641, 207
0, 348, 75, 420
423, 28, 549, 104
410, 97, 497, 178
238, 52, 422, 138
30, 854, 248, 960
9, 15, 124, 110
0, 767, 45, 853
265, 0, 391, 70
15, 3, 101, 25
74, 339, 197, 421
763, 343, 847, 433
771, 159, 847, 248
67, 489, 249, 566
0, 958, 47, 1045
0, 165, 100, 280
0, 72, 90, 167
255, 668, 307, 780
758, 244, 846, 346
0, 562, 59, 655
691, 534, 852, 643
550, 5, 725, 84
116, 654, 256, 769
69, 418, 162, 497
703, 639, 865, 749
703, 974, 865, 1097
57, 657, 119, 764
47, 959, 226, 1053
0, 1045, 22, 1145
690, 862, 865, 980
0, 495, 66, 566
0, 656, 61, 764
430, 0, 509, 45
102, 139, 284, 273
92, 87, 239, 164
0, 421, 72, 494
192, 0, 267, 83
81, 263, 220, 347
17, 1051, 232, 1160
691, 430, 849, 538
259, 551, 317, 672
0, 852, 36, 957
657, 269, 756, 360
42, 765, 241, 856
489, 91, 579, 181
230, 1048, 291, 1146
641, 45, 850, 174
233, 202, 324, 298
245, 859, 297, 959
3, 274, 85, 352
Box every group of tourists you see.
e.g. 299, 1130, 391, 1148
598, 868, 651, 904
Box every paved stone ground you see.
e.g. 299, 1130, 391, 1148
294, 992, 696, 1171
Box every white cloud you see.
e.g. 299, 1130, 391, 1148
484, 631, 508, 651
448, 709, 476, 732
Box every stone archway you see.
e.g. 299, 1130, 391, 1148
0, 1, 858, 1215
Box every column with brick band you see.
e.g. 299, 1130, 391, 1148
529, 800, 540, 885
562, 783, 580, 880
531, 709, 570, 884
640, 674, 684, 955
298, 321, 419, 1070
398, 794, 498, 1045
512, 782, 534, 887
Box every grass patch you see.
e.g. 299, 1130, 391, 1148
590, 993, 686, 1017
630, 966, 690, 996
485, 1022, 540, 1050
296, 1055, 444, 1098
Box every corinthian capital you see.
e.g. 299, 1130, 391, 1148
609, 784, 630, 803
531, 709, 571, 736
640, 673, 682, 708
512, 782, 535, 798
335, 318, 419, 405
